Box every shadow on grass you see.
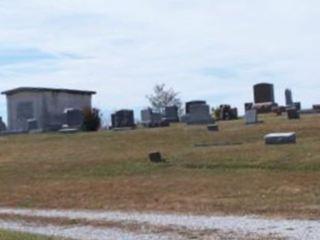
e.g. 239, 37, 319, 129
182, 162, 320, 172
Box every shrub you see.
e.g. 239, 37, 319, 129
82, 107, 101, 131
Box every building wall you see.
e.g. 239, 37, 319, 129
6, 92, 43, 131
6, 91, 92, 131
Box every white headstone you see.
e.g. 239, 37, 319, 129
245, 109, 258, 124
264, 132, 296, 144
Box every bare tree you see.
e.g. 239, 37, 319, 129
146, 83, 182, 114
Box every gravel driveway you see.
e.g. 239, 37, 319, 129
0, 208, 319, 239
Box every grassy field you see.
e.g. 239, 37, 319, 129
0, 230, 61, 240
0, 114, 319, 218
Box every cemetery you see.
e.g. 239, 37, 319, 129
0, 99, 319, 220
0, 83, 319, 222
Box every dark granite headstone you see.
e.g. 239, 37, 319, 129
164, 106, 179, 123
0, 117, 6, 132
186, 101, 206, 114
285, 89, 293, 106
112, 110, 135, 128
313, 104, 320, 111
64, 108, 84, 128
218, 105, 238, 120
287, 108, 300, 119
27, 118, 38, 131
149, 152, 164, 163
207, 124, 219, 131
141, 108, 162, 127
254, 83, 275, 104
294, 102, 301, 111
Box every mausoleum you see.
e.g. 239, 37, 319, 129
2, 87, 96, 132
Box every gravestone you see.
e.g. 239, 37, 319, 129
184, 102, 214, 125
186, 101, 206, 114
218, 105, 238, 120
230, 108, 238, 119
0, 117, 6, 132
64, 108, 84, 128
294, 102, 301, 111
254, 83, 275, 104
219, 105, 231, 120
207, 124, 219, 131
112, 110, 135, 128
313, 104, 320, 111
164, 106, 179, 123
287, 108, 300, 120
149, 152, 164, 163
264, 132, 296, 145
285, 89, 293, 106
245, 109, 258, 124
59, 128, 79, 134
27, 118, 38, 131
141, 108, 162, 127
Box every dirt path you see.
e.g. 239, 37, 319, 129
0, 208, 319, 239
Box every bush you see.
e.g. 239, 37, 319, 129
82, 108, 101, 131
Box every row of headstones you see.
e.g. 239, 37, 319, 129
245, 109, 301, 125
110, 101, 241, 129
110, 106, 179, 129
245, 107, 301, 125
111, 101, 217, 129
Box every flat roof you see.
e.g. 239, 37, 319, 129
1, 87, 96, 95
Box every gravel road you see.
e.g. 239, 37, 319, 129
0, 208, 319, 239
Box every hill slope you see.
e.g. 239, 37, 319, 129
0, 114, 319, 218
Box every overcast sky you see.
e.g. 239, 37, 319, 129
0, 0, 319, 121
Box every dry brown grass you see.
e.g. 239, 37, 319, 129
0, 114, 320, 218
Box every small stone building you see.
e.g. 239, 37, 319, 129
2, 87, 96, 132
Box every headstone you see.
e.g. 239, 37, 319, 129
313, 104, 320, 111
287, 108, 300, 120
64, 108, 84, 128
254, 83, 275, 104
112, 109, 135, 128
186, 101, 206, 114
245, 109, 258, 124
207, 124, 219, 131
59, 128, 79, 134
219, 105, 231, 120
27, 118, 38, 131
218, 105, 238, 120
264, 132, 296, 145
149, 152, 164, 163
141, 108, 162, 127
183, 102, 214, 125
294, 102, 301, 111
230, 108, 238, 119
285, 89, 293, 106
0, 117, 6, 132
164, 106, 179, 123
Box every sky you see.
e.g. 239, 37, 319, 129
0, 0, 319, 122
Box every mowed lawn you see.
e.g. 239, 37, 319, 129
0, 114, 319, 218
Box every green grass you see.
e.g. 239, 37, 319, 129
0, 114, 319, 217
0, 230, 62, 240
